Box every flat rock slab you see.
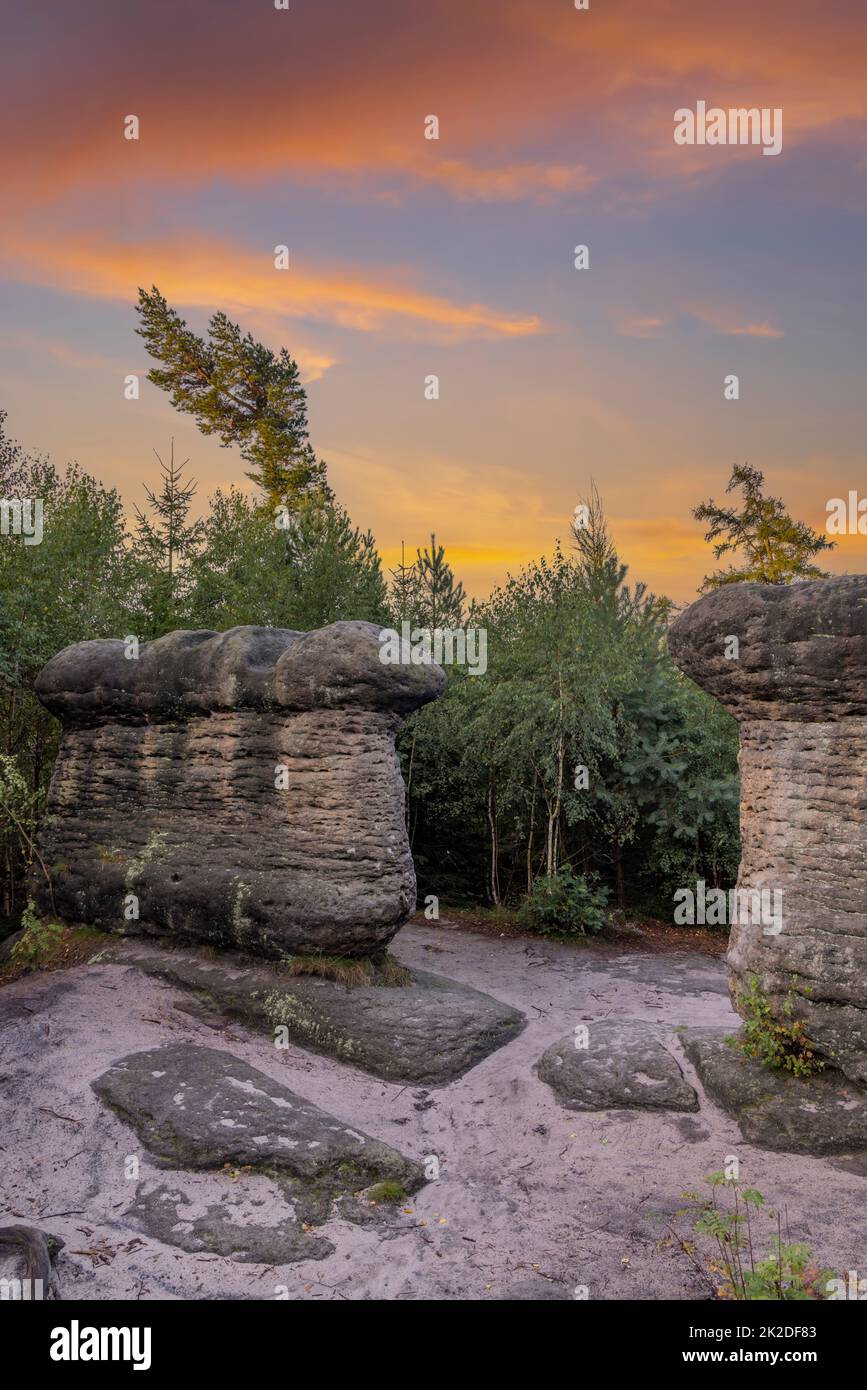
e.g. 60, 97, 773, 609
94, 1043, 422, 1186
126, 1179, 335, 1266
92, 1043, 423, 1262
536, 1022, 699, 1113
110, 940, 525, 1085
681, 1027, 867, 1156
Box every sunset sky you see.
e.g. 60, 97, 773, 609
2, 0, 867, 601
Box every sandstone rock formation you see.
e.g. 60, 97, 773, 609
681, 1028, 867, 1154
94, 1043, 424, 1260
110, 938, 526, 1085
33, 623, 444, 957
669, 576, 867, 1084
536, 1022, 698, 1113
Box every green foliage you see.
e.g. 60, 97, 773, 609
364, 1181, 408, 1205
136, 287, 329, 508
730, 974, 823, 1077
0, 752, 37, 849
402, 495, 740, 913
278, 951, 411, 988
132, 441, 205, 636
693, 463, 834, 592
389, 533, 465, 628
10, 900, 64, 967
184, 491, 389, 631
0, 411, 388, 916
0, 383, 741, 928
518, 865, 608, 936
0, 413, 138, 916
685, 1174, 835, 1300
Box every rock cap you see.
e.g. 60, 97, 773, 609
35, 621, 446, 720
668, 575, 867, 720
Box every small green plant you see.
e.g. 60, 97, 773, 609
519, 865, 609, 937
364, 1180, 407, 1205
10, 901, 65, 967
730, 974, 823, 1077
680, 1174, 836, 1300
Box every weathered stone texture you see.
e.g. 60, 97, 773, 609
669, 577, 867, 1083
93, 1043, 424, 1259
681, 1028, 867, 1156
109, 938, 527, 1085
536, 1022, 699, 1113
33, 623, 444, 957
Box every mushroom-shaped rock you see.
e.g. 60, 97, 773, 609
669, 577, 867, 1083
32, 623, 445, 957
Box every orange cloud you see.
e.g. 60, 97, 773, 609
419, 159, 596, 202
619, 316, 665, 339
5, 0, 866, 212
690, 305, 784, 339
0, 230, 542, 346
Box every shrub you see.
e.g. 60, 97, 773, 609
682, 1173, 835, 1300
519, 866, 608, 937
730, 974, 823, 1077
10, 900, 65, 967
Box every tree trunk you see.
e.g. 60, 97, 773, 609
613, 842, 626, 909
487, 783, 500, 906
526, 776, 538, 893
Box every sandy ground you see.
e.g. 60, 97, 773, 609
1, 919, 864, 1301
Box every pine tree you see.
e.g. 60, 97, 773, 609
388, 542, 423, 623
135, 287, 330, 510
570, 482, 626, 603
413, 534, 465, 629
133, 441, 205, 632
693, 464, 834, 592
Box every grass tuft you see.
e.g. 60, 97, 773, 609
277, 950, 411, 988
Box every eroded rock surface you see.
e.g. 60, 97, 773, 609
92, 1043, 424, 1259
536, 1021, 699, 1113
93, 1043, 423, 1186
669, 577, 867, 1083
681, 1027, 867, 1156
33, 623, 444, 957
110, 939, 526, 1085
127, 1179, 335, 1265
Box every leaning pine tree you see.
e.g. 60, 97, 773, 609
135, 287, 330, 510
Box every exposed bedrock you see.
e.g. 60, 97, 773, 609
668, 576, 867, 1083
32, 622, 445, 957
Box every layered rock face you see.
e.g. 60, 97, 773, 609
33, 622, 444, 957
669, 576, 867, 1084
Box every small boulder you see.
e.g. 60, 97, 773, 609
536, 1021, 699, 1113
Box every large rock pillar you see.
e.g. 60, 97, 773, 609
32, 622, 444, 958
669, 576, 867, 1084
